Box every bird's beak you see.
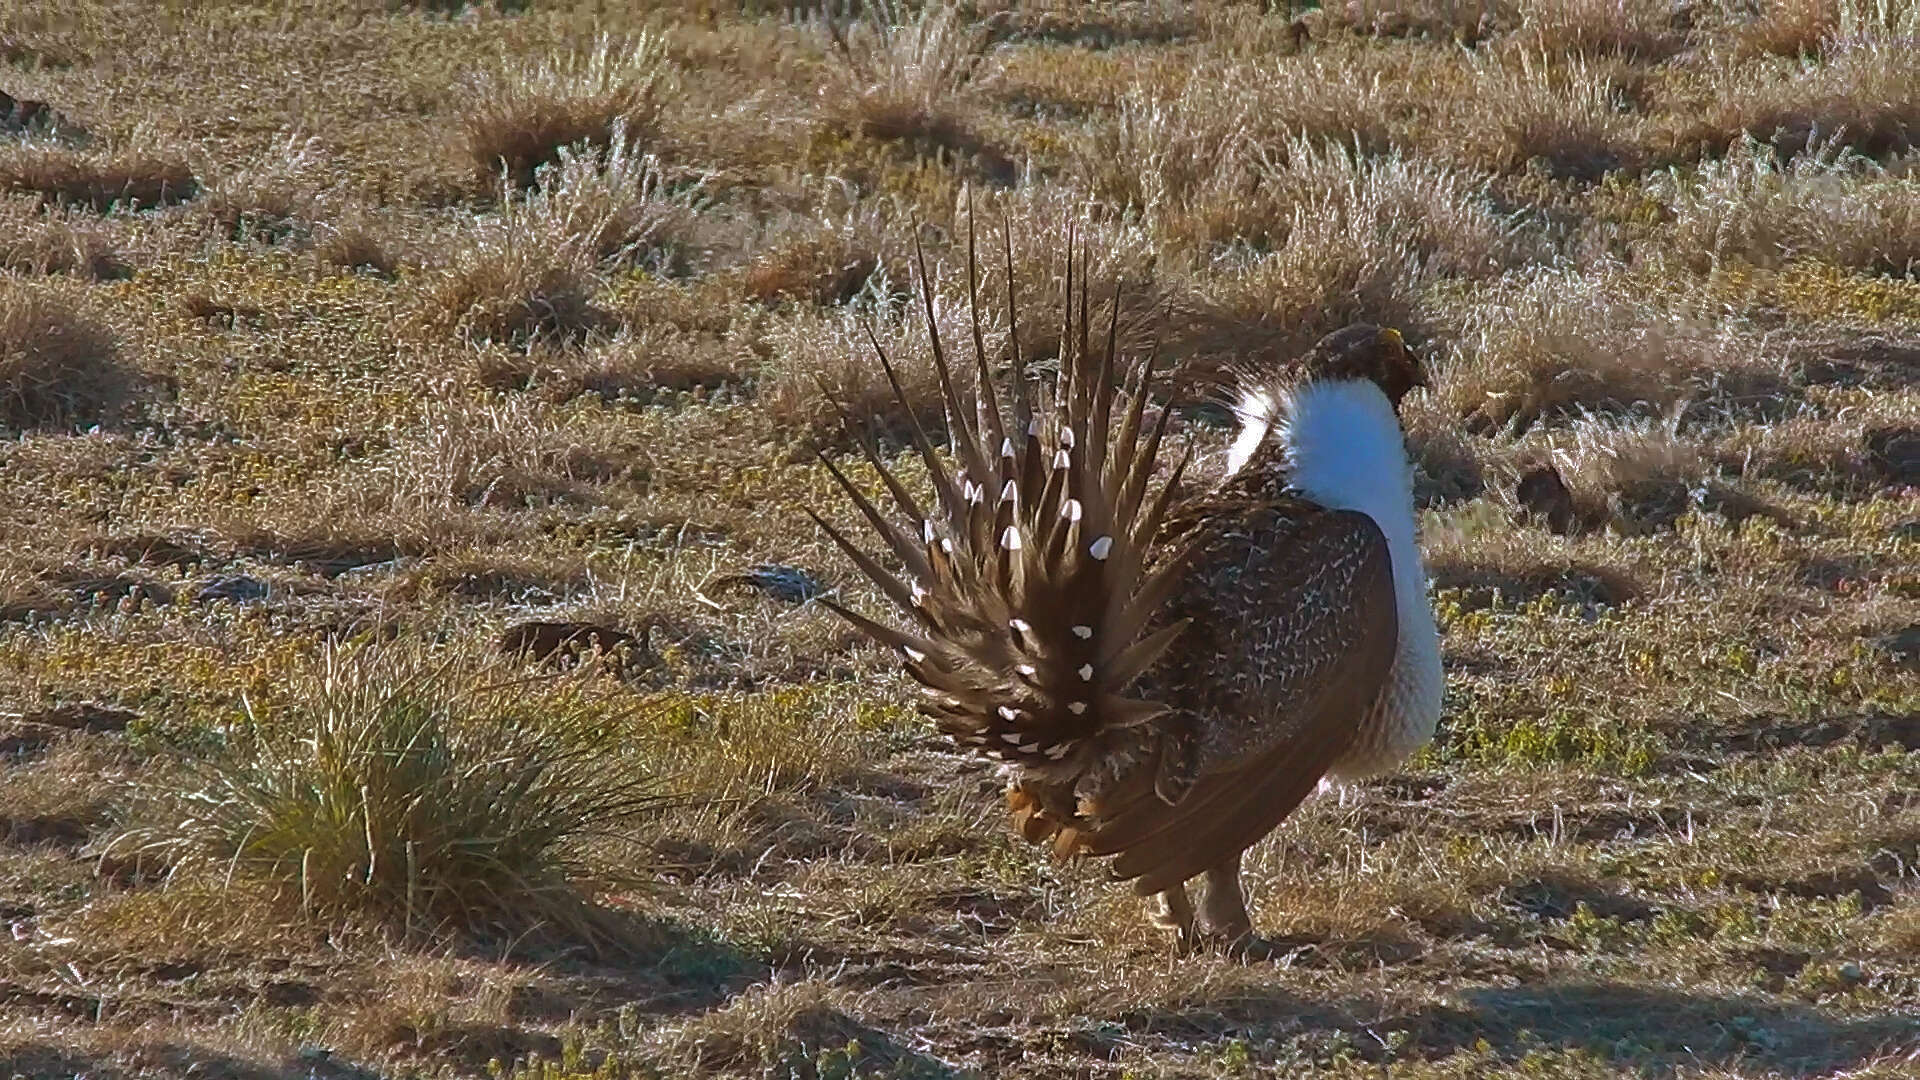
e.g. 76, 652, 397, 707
1379, 327, 1424, 387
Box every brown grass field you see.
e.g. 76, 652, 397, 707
0, 1, 1917, 1076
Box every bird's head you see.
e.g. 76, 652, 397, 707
1297, 324, 1426, 410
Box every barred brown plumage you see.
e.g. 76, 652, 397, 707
810, 211, 1441, 951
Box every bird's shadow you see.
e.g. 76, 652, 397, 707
1154, 976, 1917, 1077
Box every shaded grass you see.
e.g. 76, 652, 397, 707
0, 280, 130, 430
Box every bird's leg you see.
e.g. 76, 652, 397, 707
1198, 852, 1253, 945
1147, 884, 1195, 949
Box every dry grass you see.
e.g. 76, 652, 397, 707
0, 196, 126, 278
117, 643, 663, 947
816, 1, 1009, 179
0, 3, 1916, 1079
0, 280, 128, 430
458, 32, 675, 192
1652, 137, 1920, 275
1668, 23, 1920, 160
0, 133, 197, 211
1509, 0, 1682, 59
1433, 266, 1776, 432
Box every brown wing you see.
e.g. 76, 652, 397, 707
1081, 496, 1399, 895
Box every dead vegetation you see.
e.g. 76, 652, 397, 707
457, 33, 675, 192
0, 1, 1916, 1078
0, 279, 129, 430
0, 133, 197, 211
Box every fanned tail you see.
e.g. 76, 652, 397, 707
810, 209, 1191, 785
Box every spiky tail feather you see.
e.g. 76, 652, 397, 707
810, 211, 1193, 838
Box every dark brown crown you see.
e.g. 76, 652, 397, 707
1297, 324, 1425, 408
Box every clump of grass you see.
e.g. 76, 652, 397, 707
0, 194, 125, 277
1671, 24, 1920, 160
1464, 53, 1642, 180
1075, 51, 1421, 256
1737, 0, 1839, 57
127, 644, 663, 946
368, 394, 642, 512
526, 125, 708, 273
477, 326, 749, 408
458, 33, 674, 191
1164, 140, 1523, 371
314, 211, 403, 277
424, 126, 710, 348
759, 282, 948, 453
0, 132, 197, 210
740, 205, 888, 308
1518, 407, 1780, 532
817, 1, 1009, 178
0, 280, 128, 430
422, 198, 606, 351
1737, 0, 1918, 58
1510, 0, 1681, 59
1651, 136, 1920, 275
1328, 0, 1501, 43
195, 133, 332, 244
1435, 266, 1760, 432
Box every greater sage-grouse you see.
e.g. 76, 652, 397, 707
810, 226, 1442, 948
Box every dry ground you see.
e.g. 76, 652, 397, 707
0, 1, 1917, 1077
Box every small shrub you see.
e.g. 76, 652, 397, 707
0, 281, 128, 430
458, 33, 674, 191
128, 644, 663, 945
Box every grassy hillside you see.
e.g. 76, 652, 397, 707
0, 1, 1916, 1077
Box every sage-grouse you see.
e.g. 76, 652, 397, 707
810, 225, 1442, 948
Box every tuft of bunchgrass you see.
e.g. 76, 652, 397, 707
817, 0, 1006, 174
0, 278, 128, 430
458, 33, 674, 192
0, 130, 197, 211
423, 126, 707, 348
1650, 135, 1920, 275
130, 644, 665, 949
